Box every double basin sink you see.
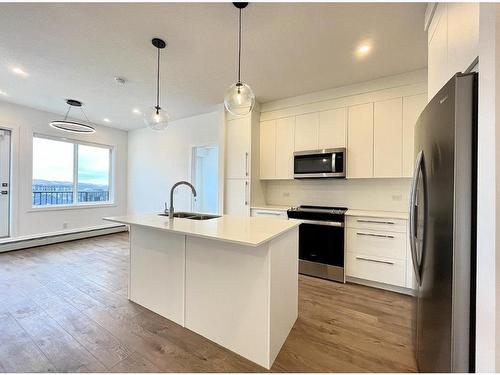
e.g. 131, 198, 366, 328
158, 212, 220, 221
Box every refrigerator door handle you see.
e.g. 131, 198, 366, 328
409, 150, 423, 286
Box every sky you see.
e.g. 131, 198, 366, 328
33, 137, 110, 186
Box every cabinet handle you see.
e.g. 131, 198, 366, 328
356, 232, 395, 239
357, 219, 395, 225
245, 152, 249, 177
259, 212, 281, 216
355, 256, 394, 265
244, 181, 249, 206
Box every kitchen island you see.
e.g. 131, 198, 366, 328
104, 213, 299, 369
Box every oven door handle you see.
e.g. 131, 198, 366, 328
288, 218, 344, 227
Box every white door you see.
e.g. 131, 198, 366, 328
226, 117, 251, 179
191, 145, 219, 214
224, 179, 250, 216
0, 130, 11, 238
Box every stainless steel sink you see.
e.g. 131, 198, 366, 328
186, 214, 220, 220
158, 212, 220, 220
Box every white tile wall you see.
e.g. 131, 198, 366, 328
265, 178, 411, 212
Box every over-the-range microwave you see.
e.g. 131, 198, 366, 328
293, 148, 346, 179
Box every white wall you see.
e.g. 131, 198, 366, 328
128, 109, 223, 215
265, 179, 410, 212
0, 100, 128, 238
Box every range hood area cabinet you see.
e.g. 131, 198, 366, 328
224, 108, 264, 216
259, 93, 426, 180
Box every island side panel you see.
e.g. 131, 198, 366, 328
269, 226, 299, 365
184, 236, 271, 369
129, 225, 186, 326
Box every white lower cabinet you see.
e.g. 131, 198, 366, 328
250, 208, 288, 219
346, 253, 406, 287
346, 214, 412, 291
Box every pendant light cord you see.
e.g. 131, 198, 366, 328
63, 105, 71, 121
237, 7, 242, 83
156, 47, 161, 113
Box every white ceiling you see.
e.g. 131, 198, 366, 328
0, 2, 427, 130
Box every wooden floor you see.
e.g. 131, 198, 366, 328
0, 233, 417, 373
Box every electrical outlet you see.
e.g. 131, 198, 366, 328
392, 194, 402, 201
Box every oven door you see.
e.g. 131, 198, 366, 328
294, 148, 345, 179
297, 221, 345, 282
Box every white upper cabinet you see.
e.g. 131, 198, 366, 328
402, 94, 427, 177
259, 120, 276, 179
294, 112, 319, 151
427, 3, 479, 101
428, 4, 448, 101
275, 117, 295, 179
447, 3, 478, 76
226, 117, 251, 179
347, 103, 374, 178
374, 98, 403, 178
319, 108, 347, 149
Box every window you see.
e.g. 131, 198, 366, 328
32, 135, 112, 207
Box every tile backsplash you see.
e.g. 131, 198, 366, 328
264, 178, 412, 212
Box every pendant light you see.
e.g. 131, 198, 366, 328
49, 99, 96, 134
145, 38, 169, 130
224, 2, 255, 117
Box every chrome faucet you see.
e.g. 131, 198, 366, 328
168, 181, 197, 218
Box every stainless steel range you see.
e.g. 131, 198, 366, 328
287, 205, 347, 282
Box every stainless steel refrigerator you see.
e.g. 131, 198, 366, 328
409, 73, 477, 373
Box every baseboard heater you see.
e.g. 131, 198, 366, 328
0, 225, 128, 253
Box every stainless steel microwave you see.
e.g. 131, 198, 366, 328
293, 148, 346, 179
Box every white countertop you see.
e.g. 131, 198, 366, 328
250, 204, 290, 212
346, 209, 408, 220
104, 214, 298, 247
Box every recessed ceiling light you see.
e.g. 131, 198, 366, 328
103, 118, 111, 123
132, 108, 141, 114
356, 44, 372, 57
0, 90, 8, 96
11, 67, 28, 77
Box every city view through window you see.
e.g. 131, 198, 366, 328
32, 136, 111, 206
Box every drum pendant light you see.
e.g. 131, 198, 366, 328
49, 99, 96, 134
145, 38, 169, 130
224, 2, 255, 117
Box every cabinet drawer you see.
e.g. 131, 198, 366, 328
250, 209, 287, 219
346, 216, 407, 233
346, 228, 406, 260
346, 252, 406, 287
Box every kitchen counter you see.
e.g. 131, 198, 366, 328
104, 213, 297, 247
104, 213, 299, 369
346, 209, 408, 220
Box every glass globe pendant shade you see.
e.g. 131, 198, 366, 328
144, 107, 169, 130
224, 82, 255, 117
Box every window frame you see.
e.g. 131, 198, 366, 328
31, 133, 115, 209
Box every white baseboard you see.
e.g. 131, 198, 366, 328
0, 224, 128, 253
346, 276, 416, 296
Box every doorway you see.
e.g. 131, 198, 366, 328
191, 145, 219, 214
0, 129, 11, 238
